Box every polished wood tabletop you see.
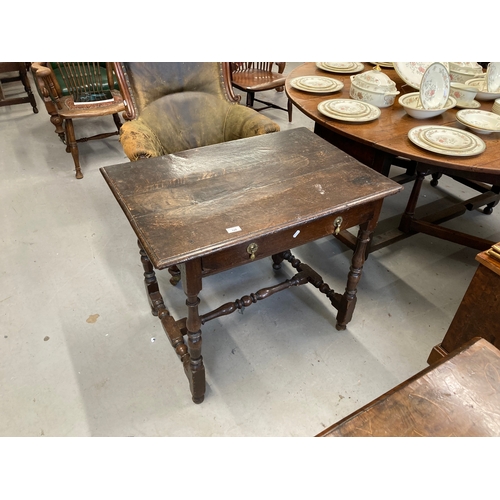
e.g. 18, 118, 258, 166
286, 63, 500, 252
285, 63, 500, 184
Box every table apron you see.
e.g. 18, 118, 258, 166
199, 200, 381, 277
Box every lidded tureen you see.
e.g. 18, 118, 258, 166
349, 65, 400, 107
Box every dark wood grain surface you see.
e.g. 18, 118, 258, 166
101, 127, 401, 270
318, 337, 500, 437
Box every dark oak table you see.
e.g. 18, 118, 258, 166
286, 63, 500, 253
101, 128, 401, 403
318, 337, 500, 437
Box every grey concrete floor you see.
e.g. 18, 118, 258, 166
1, 63, 499, 438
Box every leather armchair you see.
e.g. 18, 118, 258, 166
115, 62, 280, 161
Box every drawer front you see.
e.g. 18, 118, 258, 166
201, 202, 377, 276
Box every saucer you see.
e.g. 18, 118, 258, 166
455, 99, 481, 109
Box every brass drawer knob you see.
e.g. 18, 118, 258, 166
246, 242, 258, 260
334, 216, 343, 235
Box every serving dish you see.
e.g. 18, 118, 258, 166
350, 68, 399, 108
465, 78, 500, 100
456, 109, 500, 134
399, 93, 456, 119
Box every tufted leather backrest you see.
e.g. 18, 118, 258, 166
119, 62, 233, 116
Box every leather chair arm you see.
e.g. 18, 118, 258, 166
223, 104, 280, 142
119, 119, 166, 161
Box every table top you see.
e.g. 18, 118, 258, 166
318, 337, 500, 436
286, 63, 500, 182
100, 127, 401, 269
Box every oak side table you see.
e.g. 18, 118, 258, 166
101, 127, 401, 403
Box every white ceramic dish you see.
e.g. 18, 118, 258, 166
349, 70, 399, 108
316, 62, 364, 74
290, 76, 344, 94
394, 62, 450, 90
455, 99, 481, 109
450, 82, 478, 107
456, 109, 500, 134
408, 125, 486, 156
370, 62, 394, 68
399, 92, 456, 119
317, 99, 381, 122
465, 78, 500, 100
420, 62, 450, 109
487, 62, 500, 92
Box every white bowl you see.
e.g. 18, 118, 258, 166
456, 109, 500, 134
450, 82, 478, 107
399, 92, 456, 119
465, 78, 500, 100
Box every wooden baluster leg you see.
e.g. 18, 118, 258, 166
181, 259, 205, 403
64, 118, 83, 179
137, 241, 164, 316
112, 112, 122, 131
398, 169, 429, 234
335, 211, 379, 330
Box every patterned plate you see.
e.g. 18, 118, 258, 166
420, 62, 450, 110
408, 125, 486, 156
316, 62, 365, 74
290, 76, 344, 93
317, 99, 381, 122
394, 62, 450, 90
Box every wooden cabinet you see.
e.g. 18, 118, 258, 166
427, 246, 500, 364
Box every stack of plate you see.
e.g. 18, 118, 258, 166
316, 62, 364, 74
456, 109, 500, 135
289, 76, 344, 94
408, 125, 486, 156
492, 98, 500, 116
317, 99, 381, 122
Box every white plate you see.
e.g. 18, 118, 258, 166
290, 76, 344, 93
418, 126, 477, 152
456, 109, 500, 134
420, 62, 450, 110
408, 125, 486, 156
487, 62, 500, 92
394, 62, 450, 90
465, 78, 500, 100
370, 62, 394, 68
316, 62, 364, 74
317, 99, 381, 122
455, 99, 481, 109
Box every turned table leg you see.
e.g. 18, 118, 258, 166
138, 241, 165, 316
180, 259, 206, 404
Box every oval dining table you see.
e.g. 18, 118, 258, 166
285, 62, 500, 252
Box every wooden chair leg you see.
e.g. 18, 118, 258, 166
246, 92, 255, 108
112, 112, 122, 131
287, 98, 293, 122
64, 119, 83, 179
